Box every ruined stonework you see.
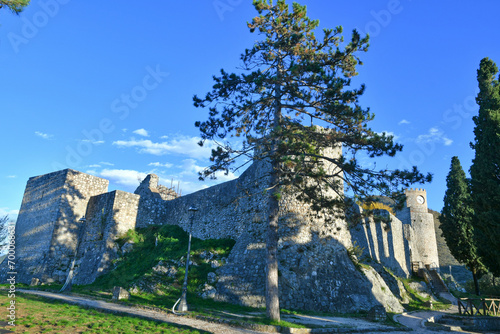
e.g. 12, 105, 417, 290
350, 189, 440, 278
134, 174, 173, 228
350, 209, 411, 278
6, 154, 438, 314
73, 190, 139, 285
3, 169, 108, 284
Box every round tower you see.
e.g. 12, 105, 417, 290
404, 188, 440, 271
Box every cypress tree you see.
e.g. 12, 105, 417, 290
470, 58, 500, 276
440, 156, 484, 295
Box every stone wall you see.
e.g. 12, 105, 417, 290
73, 190, 139, 285
135, 174, 176, 228
4, 169, 108, 284
6, 153, 439, 314
152, 146, 401, 313
350, 208, 410, 278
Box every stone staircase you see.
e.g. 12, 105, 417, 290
428, 269, 449, 293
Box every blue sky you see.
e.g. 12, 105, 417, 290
1, 0, 499, 220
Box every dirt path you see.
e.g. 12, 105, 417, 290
19, 289, 496, 334
18, 289, 264, 334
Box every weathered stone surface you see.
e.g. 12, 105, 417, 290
351, 207, 410, 278
72, 190, 139, 285
112, 286, 130, 300
200, 283, 217, 299
152, 261, 177, 277
207, 272, 217, 284
408, 281, 434, 300
121, 241, 134, 254
397, 189, 440, 272
0, 169, 108, 284
361, 267, 405, 313
368, 305, 387, 322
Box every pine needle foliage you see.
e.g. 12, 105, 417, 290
0, 0, 30, 14
195, 0, 430, 210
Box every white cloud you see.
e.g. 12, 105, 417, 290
100, 161, 114, 166
113, 135, 213, 158
6, 175, 16, 178
398, 119, 410, 125
416, 127, 453, 146
179, 159, 238, 182
99, 169, 148, 188
82, 139, 104, 145
0, 207, 19, 221
88, 164, 101, 168
35, 131, 53, 140
377, 131, 399, 141
133, 128, 149, 137
149, 162, 173, 168
443, 138, 453, 146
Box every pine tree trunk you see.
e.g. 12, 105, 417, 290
266, 167, 280, 321
472, 269, 481, 296
265, 64, 282, 322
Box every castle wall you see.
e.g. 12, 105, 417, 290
7, 149, 439, 314
135, 174, 176, 228
73, 190, 139, 285
146, 146, 400, 312
350, 209, 410, 278
5, 169, 108, 284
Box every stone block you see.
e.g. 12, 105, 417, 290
207, 272, 217, 284
30, 277, 40, 286
368, 305, 386, 322
112, 286, 130, 301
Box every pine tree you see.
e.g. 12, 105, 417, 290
0, 0, 30, 15
470, 58, 500, 277
440, 157, 484, 295
194, 0, 430, 320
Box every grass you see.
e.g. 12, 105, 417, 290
400, 277, 451, 311
68, 224, 235, 308
5, 224, 417, 330
0, 293, 208, 333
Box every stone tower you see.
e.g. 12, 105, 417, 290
398, 188, 440, 272
7, 169, 109, 284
